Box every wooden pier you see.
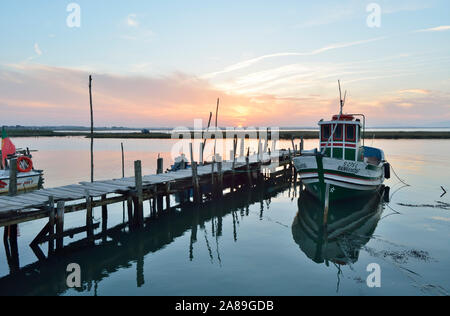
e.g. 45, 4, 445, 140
0, 148, 301, 269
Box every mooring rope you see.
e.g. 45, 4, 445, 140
390, 163, 410, 187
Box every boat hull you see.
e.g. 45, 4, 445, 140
293, 155, 385, 201
0, 171, 42, 194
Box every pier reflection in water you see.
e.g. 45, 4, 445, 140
0, 180, 291, 296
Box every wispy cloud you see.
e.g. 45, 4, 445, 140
416, 25, 450, 32
203, 37, 386, 79
1, 64, 448, 127
398, 89, 430, 95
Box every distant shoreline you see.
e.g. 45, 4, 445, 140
6, 129, 450, 139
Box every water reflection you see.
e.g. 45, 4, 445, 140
0, 182, 289, 296
292, 190, 385, 266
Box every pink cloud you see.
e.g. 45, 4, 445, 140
0, 64, 448, 127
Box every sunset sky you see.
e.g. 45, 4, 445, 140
0, 0, 449, 127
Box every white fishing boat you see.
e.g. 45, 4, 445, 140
0, 151, 43, 194
293, 82, 390, 202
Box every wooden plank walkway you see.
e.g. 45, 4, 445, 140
0, 152, 279, 217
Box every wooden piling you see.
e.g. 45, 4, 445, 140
192, 162, 200, 203
121, 142, 125, 177
217, 161, 223, 197
8, 158, 17, 196
157, 156, 163, 174
134, 160, 144, 227
48, 196, 55, 255
165, 182, 171, 210
89, 75, 94, 183
56, 201, 65, 251
127, 196, 134, 227
199, 143, 204, 165
101, 194, 108, 242
85, 190, 93, 241
246, 155, 252, 186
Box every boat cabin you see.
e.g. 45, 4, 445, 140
318, 114, 363, 161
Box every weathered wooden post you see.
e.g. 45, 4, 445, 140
8, 158, 17, 196
85, 190, 93, 241
211, 160, 216, 193
217, 161, 223, 197
192, 162, 200, 203
127, 196, 134, 227
48, 196, 55, 255
232, 138, 237, 191
121, 142, 125, 177
165, 182, 171, 210
246, 148, 252, 186
199, 143, 204, 166
150, 186, 156, 215
157, 155, 163, 174
56, 201, 65, 252
300, 137, 304, 153
134, 160, 144, 227
101, 194, 108, 242
89, 75, 94, 183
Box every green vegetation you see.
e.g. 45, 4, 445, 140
6, 128, 450, 139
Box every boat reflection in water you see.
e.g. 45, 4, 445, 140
292, 188, 386, 266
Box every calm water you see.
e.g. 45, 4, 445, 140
0, 137, 449, 296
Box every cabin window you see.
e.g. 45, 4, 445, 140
346, 125, 356, 142
321, 125, 331, 141
333, 124, 343, 141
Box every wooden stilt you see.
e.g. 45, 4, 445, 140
157, 156, 163, 174
134, 160, 144, 227
85, 190, 94, 241
217, 161, 223, 197
48, 196, 55, 255
8, 158, 17, 196
165, 182, 171, 210
127, 196, 134, 227
56, 201, 65, 252
192, 162, 200, 203
101, 194, 108, 242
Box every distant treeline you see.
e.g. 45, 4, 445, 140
5, 128, 450, 139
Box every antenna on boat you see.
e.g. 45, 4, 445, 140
338, 80, 346, 115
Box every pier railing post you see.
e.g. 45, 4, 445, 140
56, 201, 65, 252
8, 158, 17, 196
134, 160, 144, 227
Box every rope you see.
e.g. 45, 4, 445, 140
390, 164, 410, 187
